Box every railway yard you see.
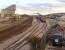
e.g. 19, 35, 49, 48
0, 16, 65, 50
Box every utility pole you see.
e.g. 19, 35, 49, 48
41, 17, 49, 50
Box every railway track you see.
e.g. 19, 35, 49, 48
4, 17, 39, 50
4, 17, 47, 50
11, 19, 48, 50
7, 21, 40, 50
14, 22, 47, 50
7, 23, 39, 50
4, 24, 38, 50
13, 22, 45, 50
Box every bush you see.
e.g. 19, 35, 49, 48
28, 37, 41, 50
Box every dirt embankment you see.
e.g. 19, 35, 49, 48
0, 17, 33, 42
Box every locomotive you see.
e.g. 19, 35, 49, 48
49, 32, 63, 47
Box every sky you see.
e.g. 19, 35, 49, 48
0, 0, 65, 15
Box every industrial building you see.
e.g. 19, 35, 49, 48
1, 4, 16, 18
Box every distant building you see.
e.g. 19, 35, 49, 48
1, 4, 16, 18
59, 15, 65, 20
